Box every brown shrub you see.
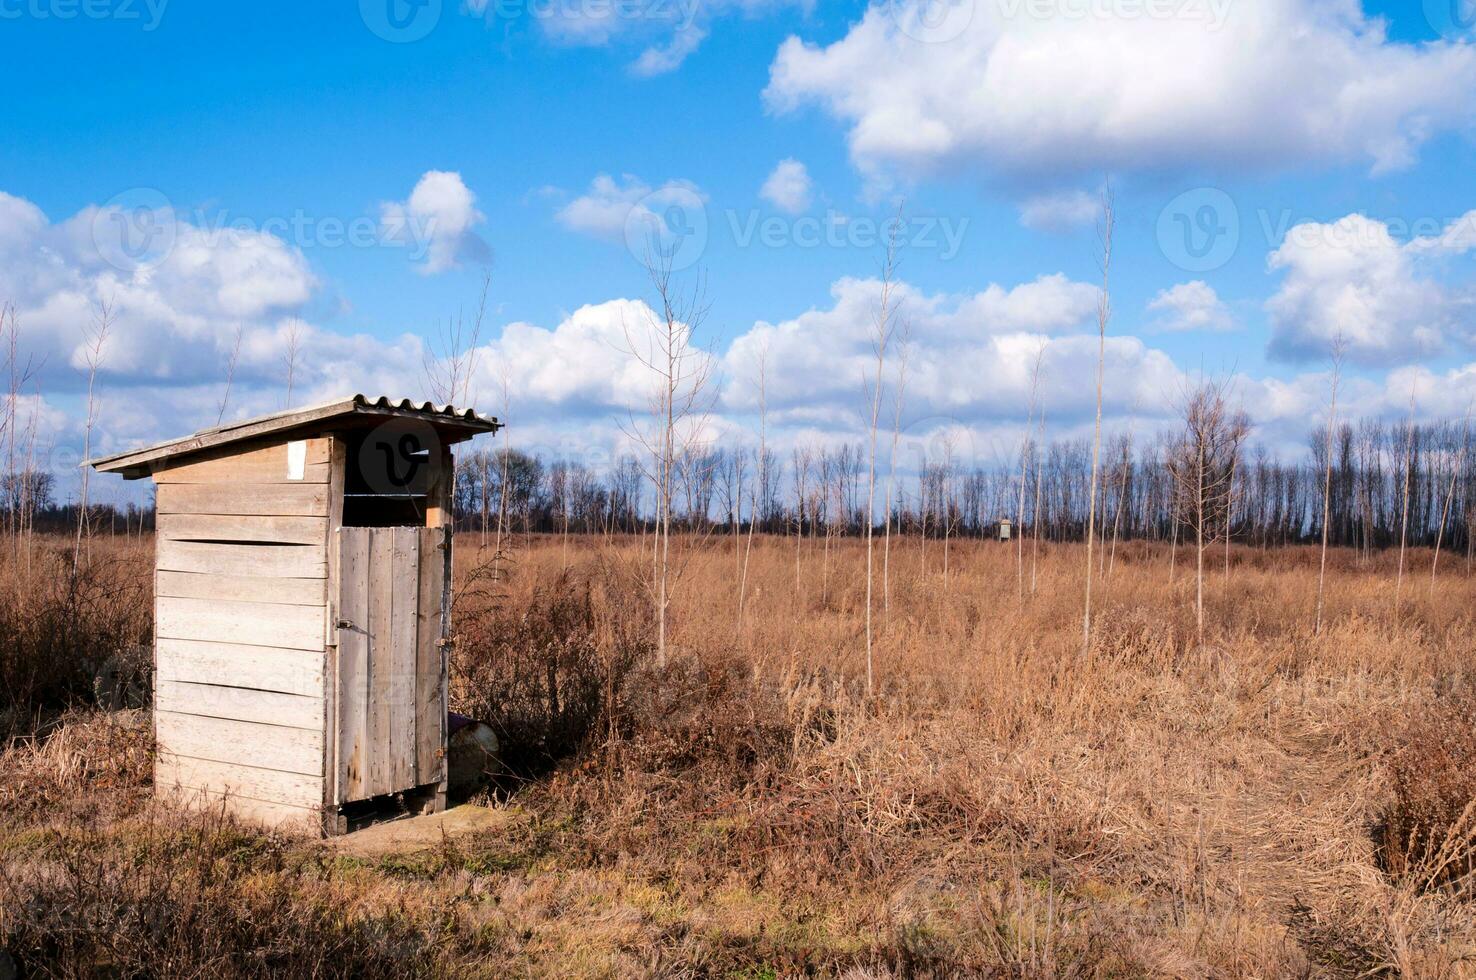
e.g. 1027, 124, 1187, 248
451, 559, 653, 778
0, 709, 152, 820
1378, 687, 1476, 892
0, 541, 152, 740
0, 808, 474, 979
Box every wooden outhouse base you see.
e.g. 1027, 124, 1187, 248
160, 772, 449, 838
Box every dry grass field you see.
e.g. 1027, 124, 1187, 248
4, 531, 1476, 977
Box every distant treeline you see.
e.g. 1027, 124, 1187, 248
2, 469, 153, 537
8, 415, 1471, 553
448, 416, 1476, 555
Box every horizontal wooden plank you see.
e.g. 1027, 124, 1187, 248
156, 482, 330, 517
156, 679, 322, 730
156, 711, 322, 776
158, 779, 321, 835
156, 538, 327, 579
157, 752, 323, 809
156, 571, 327, 607
157, 596, 326, 652
154, 439, 332, 486
158, 514, 328, 547
156, 637, 323, 697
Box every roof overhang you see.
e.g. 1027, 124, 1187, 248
88, 395, 502, 480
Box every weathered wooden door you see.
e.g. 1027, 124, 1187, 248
333, 525, 449, 804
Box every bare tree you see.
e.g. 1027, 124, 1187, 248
620, 256, 715, 666
1168, 379, 1249, 648
425, 270, 491, 408
1082, 189, 1113, 654
790, 443, 811, 598
282, 319, 303, 409
1314, 339, 1345, 635
1017, 341, 1045, 601
738, 342, 769, 635
1395, 384, 1417, 622
74, 299, 112, 577
1105, 428, 1135, 590
3, 304, 41, 553
863, 213, 902, 695
1431, 401, 1471, 591
882, 322, 912, 619
216, 323, 244, 426
1030, 400, 1046, 595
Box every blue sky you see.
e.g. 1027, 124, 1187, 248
3, 0, 1476, 500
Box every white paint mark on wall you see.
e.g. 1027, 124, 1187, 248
287, 441, 307, 481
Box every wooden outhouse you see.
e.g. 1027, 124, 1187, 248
89, 395, 501, 835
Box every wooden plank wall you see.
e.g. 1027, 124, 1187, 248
152, 437, 332, 834
335, 525, 446, 804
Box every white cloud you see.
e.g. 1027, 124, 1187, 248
1266, 212, 1476, 363
1148, 281, 1234, 332
1018, 190, 1099, 231
380, 170, 488, 275
631, 23, 710, 76
760, 159, 814, 214
471, 298, 678, 415
721, 274, 1143, 427
764, 0, 1476, 183
473, 0, 811, 75
0, 191, 318, 385
554, 173, 705, 246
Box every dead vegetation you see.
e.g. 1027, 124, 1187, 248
6, 533, 1476, 977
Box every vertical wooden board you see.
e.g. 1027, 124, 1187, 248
367, 528, 395, 798
415, 526, 445, 784
439, 529, 452, 800
336, 529, 370, 803
389, 528, 419, 790
324, 435, 346, 810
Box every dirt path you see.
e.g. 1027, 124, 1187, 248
316, 804, 514, 860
